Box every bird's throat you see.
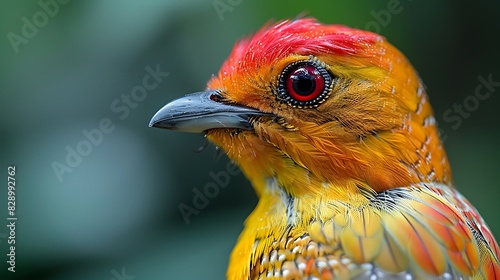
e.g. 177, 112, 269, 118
206, 128, 381, 200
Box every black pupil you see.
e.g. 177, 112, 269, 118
291, 70, 315, 96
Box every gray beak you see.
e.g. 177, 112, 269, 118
149, 90, 270, 133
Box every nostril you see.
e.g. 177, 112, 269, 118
209, 91, 223, 102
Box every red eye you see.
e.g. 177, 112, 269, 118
286, 65, 325, 102
278, 60, 333, 108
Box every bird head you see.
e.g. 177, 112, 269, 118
150, 18, 451, 200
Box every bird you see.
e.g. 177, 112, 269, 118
149, 18, 500, 279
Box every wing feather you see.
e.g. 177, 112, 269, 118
325, 182, 499, 278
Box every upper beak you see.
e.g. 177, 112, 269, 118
149, 90, 270, 133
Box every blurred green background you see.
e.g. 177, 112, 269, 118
1, 1, 499, 279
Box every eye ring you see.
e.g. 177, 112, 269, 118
277, 60, 333, 108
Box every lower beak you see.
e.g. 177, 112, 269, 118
149, 90, 270, 133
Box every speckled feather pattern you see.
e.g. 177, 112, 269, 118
237, 182, 497, 279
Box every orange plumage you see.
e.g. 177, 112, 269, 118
150, 18, 500, 279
